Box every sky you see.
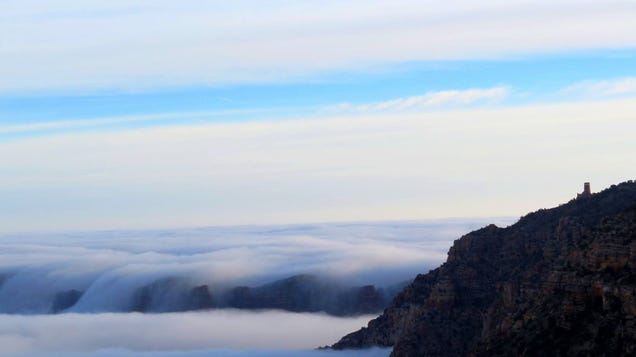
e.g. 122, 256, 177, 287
2, 0, 636, 232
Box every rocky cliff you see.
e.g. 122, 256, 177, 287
332, 181, 636, 356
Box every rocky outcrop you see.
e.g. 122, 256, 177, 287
350, 285, 386, 315
222, 274, 389, 315
127, 274, 392, 315
332, 181, 636, 356
131, 278, 217, 312
187, 285, 216, 310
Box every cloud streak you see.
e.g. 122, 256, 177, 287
0, 108, 269, 135
0, 87, 509, 136
332, 87, 509, 113
562, 77, 636, 97
2, 0, 635, 92
1, 98, 635, 232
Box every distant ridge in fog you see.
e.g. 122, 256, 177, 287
0, 218, 514, 315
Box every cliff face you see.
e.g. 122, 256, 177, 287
332, 181, 636, 356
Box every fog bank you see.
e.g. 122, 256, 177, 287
0, 311, 380, 355
0, 219, 514, 314
24, 348, 391, 357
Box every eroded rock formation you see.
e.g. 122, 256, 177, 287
332, 181, 636, 356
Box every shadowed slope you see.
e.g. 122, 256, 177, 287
332, 181, 636, 356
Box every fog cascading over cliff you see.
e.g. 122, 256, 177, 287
0, 219, 511, 316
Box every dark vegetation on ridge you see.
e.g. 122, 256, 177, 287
332, 180, 636, 356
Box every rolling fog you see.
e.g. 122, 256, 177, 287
0, 219, 513, 355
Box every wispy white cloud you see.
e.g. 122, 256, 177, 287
0, 87, 509, 135
0, 114, 174, 135
0, 108, 268, 135
332, 87, 509, 113
1, 0, 635, 92
561, 77, 636, 97
1, 98, 635, 232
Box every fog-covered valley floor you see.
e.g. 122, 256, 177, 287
0, 311, 383, 356
0, 218, 513, 356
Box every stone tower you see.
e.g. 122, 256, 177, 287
577, 182, 592, 199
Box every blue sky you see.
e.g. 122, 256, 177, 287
1, 0, 636, 232
2, 51, 636, 136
